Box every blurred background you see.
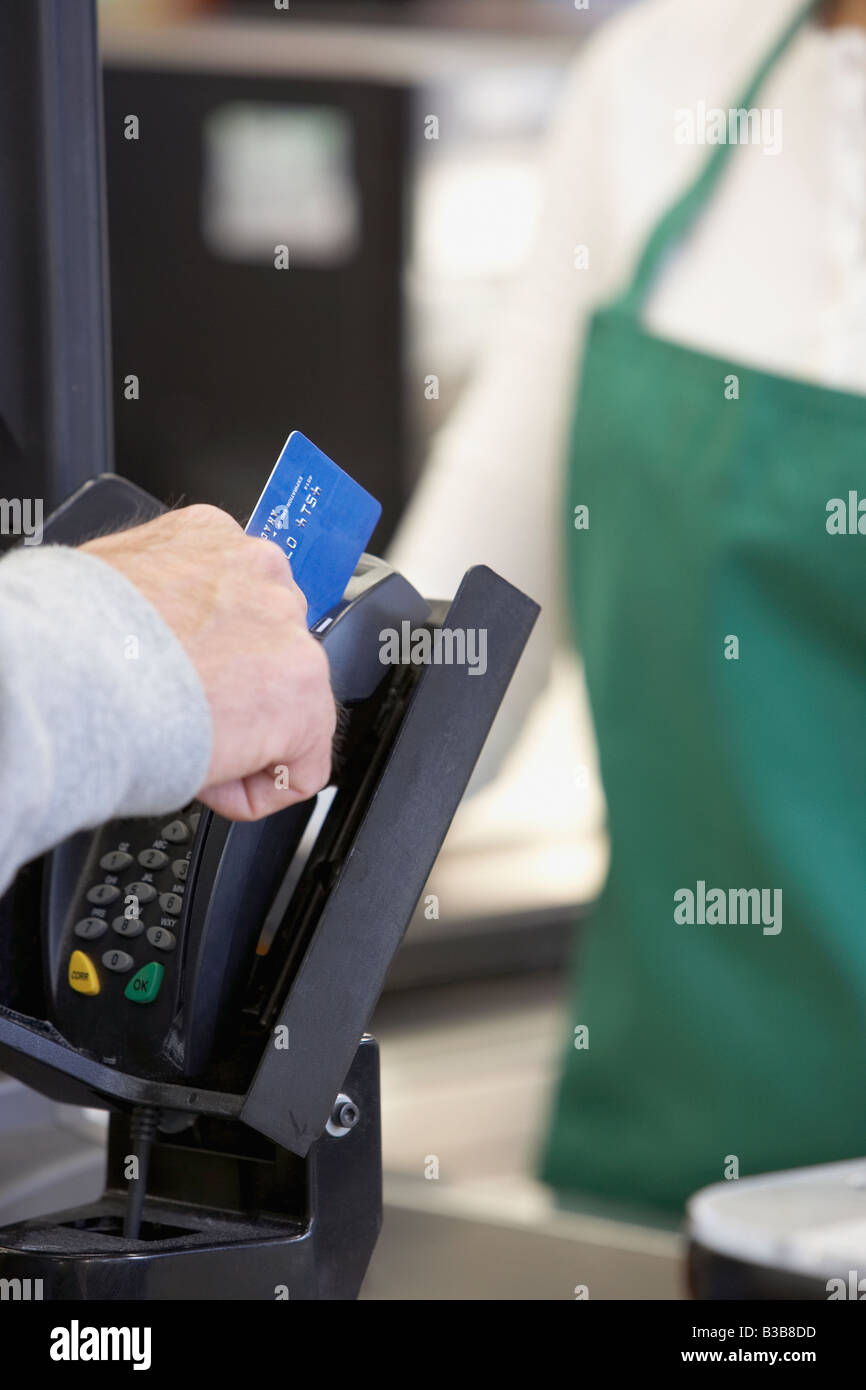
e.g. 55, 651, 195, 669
1, 0, 684, 1299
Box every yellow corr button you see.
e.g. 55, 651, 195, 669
68, 949, 100, 995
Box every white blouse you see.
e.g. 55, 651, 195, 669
389, 0, 866, 802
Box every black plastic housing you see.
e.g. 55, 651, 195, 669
0, 1038, 381, 1300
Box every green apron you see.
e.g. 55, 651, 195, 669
541, 0, 866, 1215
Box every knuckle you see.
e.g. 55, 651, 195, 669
247, 790, 276, 821
292, 758, 330, 801
307, 636, 331, 683
183, 502, 236, 528
294, 733, 334, 800
288, 633, 327, 687
288, 769, 315, 801
248, 536, 289, 577
282, 575, 307, 616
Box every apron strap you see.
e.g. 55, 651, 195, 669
613, 0, 821, 318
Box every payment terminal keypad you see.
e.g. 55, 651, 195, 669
51, 802, 204, 1072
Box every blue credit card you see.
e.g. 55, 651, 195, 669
246, 432, 382, 628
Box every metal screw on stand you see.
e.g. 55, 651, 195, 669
326, 1093, 360, 1137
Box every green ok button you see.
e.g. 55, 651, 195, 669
124, 961, 164, 1004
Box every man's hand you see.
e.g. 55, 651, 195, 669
80, 504, 337, 820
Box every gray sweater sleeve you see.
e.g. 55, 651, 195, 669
0, 544, 212, 896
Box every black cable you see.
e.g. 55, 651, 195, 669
123, 1104, 158, 1240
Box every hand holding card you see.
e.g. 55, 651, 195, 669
245, 432, 382, 627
